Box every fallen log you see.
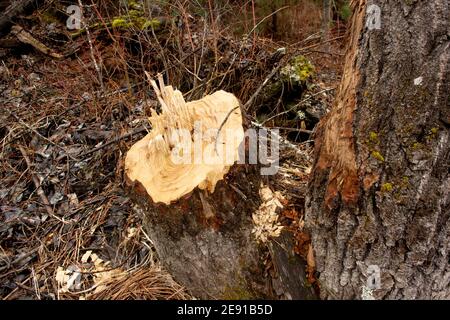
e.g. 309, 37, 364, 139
10, 25, 64, 59
124, 74, 316, 299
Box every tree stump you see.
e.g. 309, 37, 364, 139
124, 75, 316, 299
128, 164, 271, 299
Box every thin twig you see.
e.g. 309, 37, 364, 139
296, 35, 345, 53
260, 87, 335, 126
77, 126, 149, 159
18, 146, 55, 219
78, 0, 104, 91
216, 6, 289, 89
213, 105, 240, 155
6, 108, 78, 161
244, 64, 282, 111
274, 127, 313, 134
214, 64, 281, 153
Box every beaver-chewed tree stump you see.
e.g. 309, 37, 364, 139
124, 74, 315, 299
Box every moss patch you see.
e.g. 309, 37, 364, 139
40, 10, 60, 24
112, 10, 161, 30
381, 183, 393, 193
339, 2, 352, 21
72, 4, 162, 37
280, 55, 315, 85
371, 151, 385, 162
222, 283, 255, 300
412, 142, 423, 150
369, 131, 380, 144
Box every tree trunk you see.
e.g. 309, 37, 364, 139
306, 0, 449, 299
129, 163, 315, 300
128, 164, 269, 299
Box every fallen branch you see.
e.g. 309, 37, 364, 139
11, 25, 64, 59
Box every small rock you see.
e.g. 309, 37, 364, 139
414, 77, 423, 86
28, 73, 41, 83
82, 92, 92, 101
49, 192, 64, 205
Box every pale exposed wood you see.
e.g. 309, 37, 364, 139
125, 74, 244, 205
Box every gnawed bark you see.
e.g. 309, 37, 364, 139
307, 0, 449, 299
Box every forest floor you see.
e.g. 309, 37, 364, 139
0, 1, 346, 299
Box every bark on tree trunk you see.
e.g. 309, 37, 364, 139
128, 161, 315, 300
128, 164, 272, 299
306, 0, 449, 299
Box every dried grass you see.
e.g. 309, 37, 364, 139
86, 266, 190, 300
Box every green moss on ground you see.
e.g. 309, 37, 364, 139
381, 183, 393, 193
371, 151, 385, 162
369, 131, 380, 144
222, 281, 255, 300
111, 10, 161, 30
71, 4, 161, 37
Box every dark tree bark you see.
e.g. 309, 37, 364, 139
128, 164, 271, 299
306, 0, 449, 299
128, 163, 315, 300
